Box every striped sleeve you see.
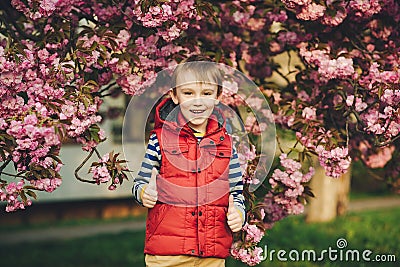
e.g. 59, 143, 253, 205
132, 133, 161, 205
229, 146, 246, 225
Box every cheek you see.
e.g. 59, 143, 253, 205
179, 101, 192, 110
203, 98, 217, 107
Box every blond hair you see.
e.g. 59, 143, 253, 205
171, 55, 223, 96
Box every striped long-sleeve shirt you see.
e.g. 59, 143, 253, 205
132, 133, 246, 222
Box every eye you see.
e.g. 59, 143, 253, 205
203, 91, 213, 96
183, 91, 193, 95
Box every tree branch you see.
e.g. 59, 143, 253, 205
74, 149, 96, 184
0, 171, 26, 179
0, 1, 41, 42
274, 67, 291, 86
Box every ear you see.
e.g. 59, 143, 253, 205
214, 94, 221, 105
169, 89, 179, 105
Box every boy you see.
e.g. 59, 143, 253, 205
133, 56, 245, 267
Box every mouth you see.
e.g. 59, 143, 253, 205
190, 109, 206, 114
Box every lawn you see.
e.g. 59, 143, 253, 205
0, 207, 399, 267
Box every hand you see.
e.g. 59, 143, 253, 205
227, 194, 243, 232
142, 168, 158, 208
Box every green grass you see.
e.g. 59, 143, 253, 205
0, 213, 146, 233
1, 208, 399, 267
349, 191, 397, 200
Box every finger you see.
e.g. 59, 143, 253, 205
144, 202, 155, 208
227, 211, 240, 221
148, 167, 158, 191
143, 192, 157, 201
228, 194, 235, 210
231, 225, 242, 232
145, 188, 158, 198
227, 213, 235, 221
144, 199, 157, 207
227, 220, 242, 232
228, 217, 242, 227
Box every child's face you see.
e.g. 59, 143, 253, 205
170, 70, 220, 133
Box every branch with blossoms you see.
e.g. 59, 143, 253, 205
220, 85, 315, 265
0, 0, 214, 211
193, 0, 399, 188
211, 1, 398, 264
269, 0, 399, 186
87, 151, 130, 191
231, 145, 315, 266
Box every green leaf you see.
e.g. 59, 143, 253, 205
20, 191, 27, 202
299, 151, 305, 162
107, 38, 119, 51
213, 16, 221, 28
303, 186, 314, 197
23, 185, 37, 190
89, 42, 98, 51
26, 190, 37, 200
215, 49, 222, 63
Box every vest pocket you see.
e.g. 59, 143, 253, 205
161, 145, 190, 176
207, 148, 232, 178
162, 145, 189, 155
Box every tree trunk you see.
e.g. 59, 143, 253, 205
305, 158, 351, 223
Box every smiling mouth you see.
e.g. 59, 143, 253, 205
190, 109, 206, 114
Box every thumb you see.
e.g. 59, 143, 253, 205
148, 167, 158, 191
228, 194, 235, 213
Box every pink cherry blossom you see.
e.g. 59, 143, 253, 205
296, 3, 326, 21
302, 107, 317, 121
231, 241, 264, 266
316, 145, 351, 178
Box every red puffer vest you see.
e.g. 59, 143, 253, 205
144, 97, 233, 258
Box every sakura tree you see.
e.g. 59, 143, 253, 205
205, 1, 399, 263
0, 0, 204, 211
0, 0, 399, 266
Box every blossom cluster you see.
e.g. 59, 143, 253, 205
263, 154, 314, 226
30, 178, 63, 193
358, 141, 395, 169
231, 221, 265, 266
6, 115, 61, 171
243, 223, 264, 243
0, 36, 105, 209
89, 152, 129, 191
299, 44, 355, 82
0, 180, 32, 212
231, 153, 314, 265
131, 0, 199, 42
60, 97, 105, 151
356, 63, 400, 142
0, 43, 67, 202
316, 146, 351, 178
116, 35, 194, 96
231, 240, 264, 266
10, 0, 78, 20
349, 0, 382, 18
281, 0, 383, 26
90, 153, 112, 186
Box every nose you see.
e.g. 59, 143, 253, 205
192, 97, 203, 106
